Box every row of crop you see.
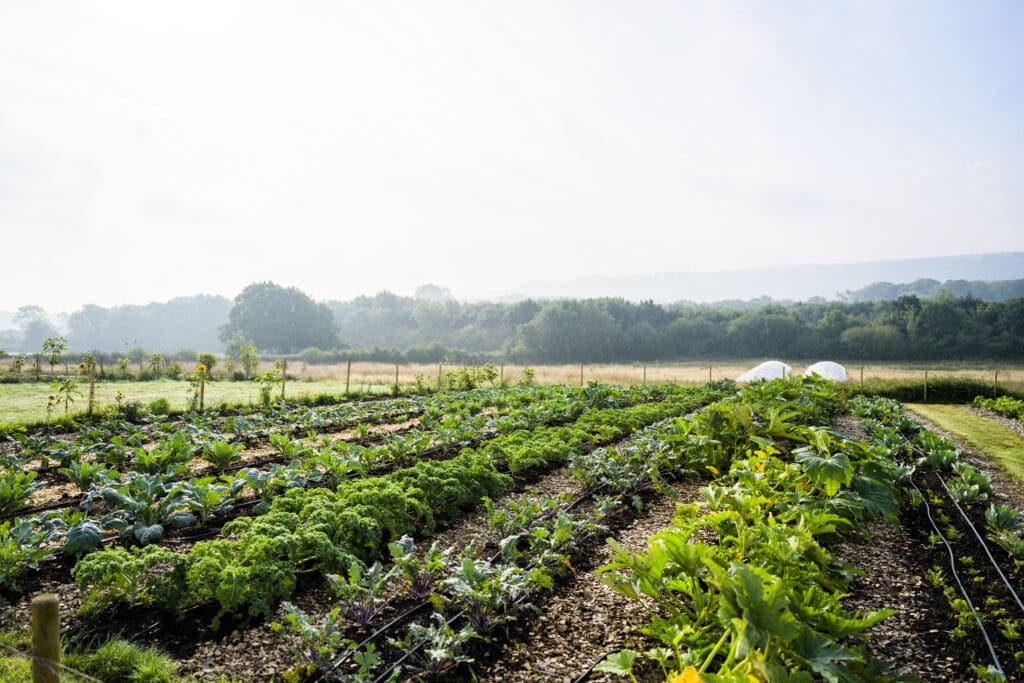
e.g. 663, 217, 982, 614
973, 395, 1024, 423
589, 377, 909, 682
3, 384, 546, 473
854, 396, 1023, 678
4, 395, 422, 467
70, 383, 731, 631
1, 382, 612, 523
0, 384, 638, 592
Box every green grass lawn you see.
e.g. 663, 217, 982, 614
906, 403, 1024, 485
0, 378, 393, 426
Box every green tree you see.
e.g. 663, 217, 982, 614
219, 282, 340, 353
42, 336, 68, 377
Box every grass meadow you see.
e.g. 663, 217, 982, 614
1, 359, 1022, 426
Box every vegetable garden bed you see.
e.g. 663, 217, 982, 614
3, 380, 1024, 681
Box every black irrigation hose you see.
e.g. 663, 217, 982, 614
314, 601, 432, 682
125, 603, 207, 643
370, 609, 467, 683
572, 651, 613, 683
906, 434, 1024, 619
907, 473, 1004, 674
931, 470, 1024, 616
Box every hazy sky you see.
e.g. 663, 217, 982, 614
2, 1, 1022, 311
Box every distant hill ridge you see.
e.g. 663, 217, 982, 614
842, 277, 1024, 302
509, 251, 1024, 303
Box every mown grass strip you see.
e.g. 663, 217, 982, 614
906, 403, 1024, 485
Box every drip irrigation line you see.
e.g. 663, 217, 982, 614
907, 437, 1024, 618
315, 601, 432, 682
370, 609, 467, 683
571, 651, 612, 683
125, 603, 208, 643
907, 472, 1003, 674
931, 470, 1024, 616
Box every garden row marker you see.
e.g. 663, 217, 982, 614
580, 362, 584, 386
31, 593, 59, 683
346, 358, 352, 395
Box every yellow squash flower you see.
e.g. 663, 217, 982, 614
668, 667, 703, 683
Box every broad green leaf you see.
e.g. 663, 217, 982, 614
794, 449, 853, 497
793, 628, 858, 683
133, 522, 164, 545
64, 522, 103, 556
594, 649, 638, 676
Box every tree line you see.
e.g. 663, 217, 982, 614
3, 282, 1023, 362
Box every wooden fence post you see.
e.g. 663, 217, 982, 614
860, 366, 864, 390
88, 360, 96, 416
500, 363, 504, 383
923, 369, 928, 402
994, 370, 999, 398
281, 358, 287, 400
438, 362, 443, 390
709, 365, 712, 384
394, 359, 400, 395
580, 362, 584, 386
642, 365, 646, 385
31, 593, 60, 683
345, 358, 352, 395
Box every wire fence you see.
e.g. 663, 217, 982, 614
0, 641, 102, 682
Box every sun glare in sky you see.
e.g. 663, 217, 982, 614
1, 1, 1022, 309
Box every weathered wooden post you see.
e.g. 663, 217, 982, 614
709, 365, 712, 384
860, 366, 864, 390
281, 358, 287, 400
500, 363, 504, 383
923, 369, 928, 402
31, 593, 60, 683
394, 359, 400, 395
994, 370, 999, 398
642, 365, 646, 385
88, 360, 96, 416
580, 362, 584, 386
437, 362, 443, 390
345, 358, 352, 395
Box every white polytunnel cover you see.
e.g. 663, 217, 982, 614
736, 360, 793, 382
803, 361, 849, 382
